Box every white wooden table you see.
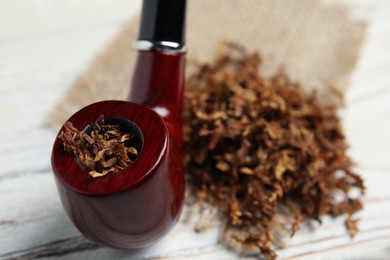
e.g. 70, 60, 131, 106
1, 0, 390, 259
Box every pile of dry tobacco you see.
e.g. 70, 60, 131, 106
59, 115, 138, 178
184, 45, 365, 259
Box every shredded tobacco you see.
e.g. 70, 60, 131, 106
59, 115, 138, 178
184, 44, 365, 259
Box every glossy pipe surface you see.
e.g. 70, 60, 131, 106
51, 51, 185, 248
129, 50, 185, 159
138, 0, 186, 48
52, 0, 186, 248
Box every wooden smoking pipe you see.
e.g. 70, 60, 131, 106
51, 0, 186, 249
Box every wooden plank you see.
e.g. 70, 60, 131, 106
0, 167, 389, 259
1, 0, 390, 259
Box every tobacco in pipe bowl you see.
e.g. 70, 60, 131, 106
51, 0, 186, 249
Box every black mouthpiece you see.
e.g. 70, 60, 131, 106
138, 0, 186, 49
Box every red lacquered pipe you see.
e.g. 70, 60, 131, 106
51, 0, 186, 249
129, 50, 185, 167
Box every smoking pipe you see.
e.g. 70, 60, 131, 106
51, 0, 186, 249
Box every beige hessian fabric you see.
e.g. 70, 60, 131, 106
49, 0, 366, 127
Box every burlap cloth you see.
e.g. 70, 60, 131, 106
49, 0, 366, 127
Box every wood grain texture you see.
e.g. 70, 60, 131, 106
51, 50, 186, 248
1, 0, 390, 259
